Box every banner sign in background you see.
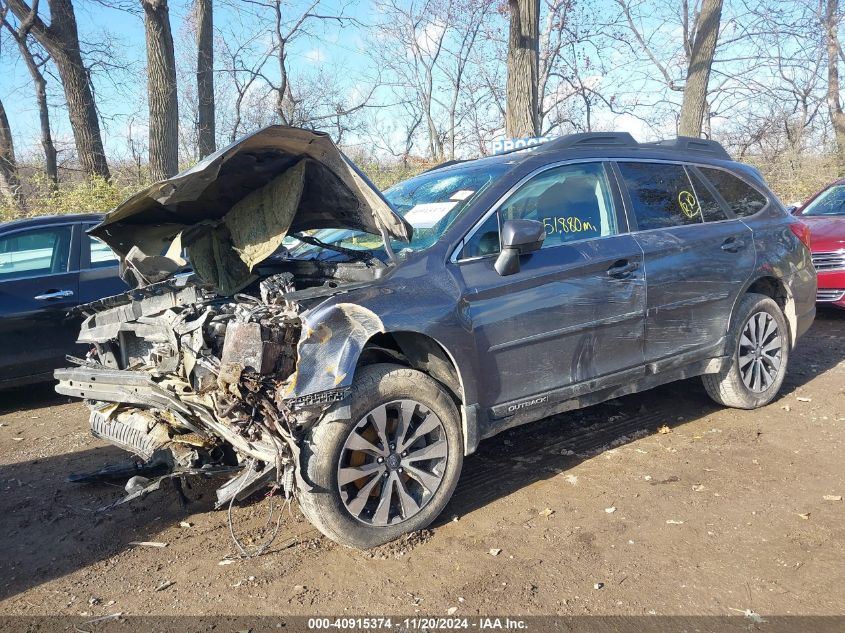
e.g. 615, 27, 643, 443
492, 136, 554, 155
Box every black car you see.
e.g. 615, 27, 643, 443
0, 214, 127, 388
55, 127, 816, 548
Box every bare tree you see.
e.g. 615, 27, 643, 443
372, 0, 495, 159
824, 0, 845, 174
141, 0, 178, 180
0, 98, 24, 209
1, 2, 58, 185
372, 0, 449, 159
195, 0, 214, 157
4, 0, 110, 179
506, 0, 540, 137
218, 29, 273, 143
726, 0, 826, 157
678, 0, 723, 136
441, 0, 495, 158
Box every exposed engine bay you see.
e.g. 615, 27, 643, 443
56, 260, 382, 510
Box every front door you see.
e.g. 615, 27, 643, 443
615, 161, 755, 365
454, 162, 646, 415
0, 224, 81, 383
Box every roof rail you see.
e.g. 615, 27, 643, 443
536, 132, 732, 160
542, 132, 638, 151
640, 136, 731, 160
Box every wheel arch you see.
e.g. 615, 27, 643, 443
743, 275, 795, 348
356, 331, 467, 406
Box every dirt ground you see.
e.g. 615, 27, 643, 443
0, 308, 843, 619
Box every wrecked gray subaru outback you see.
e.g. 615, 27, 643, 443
56, 127, 816, 548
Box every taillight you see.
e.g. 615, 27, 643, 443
788, 220, 811, 250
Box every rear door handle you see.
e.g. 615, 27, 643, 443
606, 260, 639, 279
721, 237, 746, 252
34, 289, 74, 301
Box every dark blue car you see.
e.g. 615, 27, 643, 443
0, 213, 127, 388
54, 127, 816, 548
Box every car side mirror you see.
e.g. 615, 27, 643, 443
786, 204, 800, 215
494, 219, 546, 276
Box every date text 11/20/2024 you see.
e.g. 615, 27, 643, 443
307, 617, 529, 630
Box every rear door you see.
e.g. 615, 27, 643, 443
79, 228, 128, 303
614, 161, 755, 367
0, 223, 81, 382
454, 161, 646, 414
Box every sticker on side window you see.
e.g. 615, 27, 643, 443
404, 202, 459, 228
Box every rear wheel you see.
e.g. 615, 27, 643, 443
702, 293, 790, 409
298, 364, 463, 548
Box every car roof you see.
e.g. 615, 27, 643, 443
0, 212, 105, 232
424, 132, 745, 177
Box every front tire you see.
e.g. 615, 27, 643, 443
702, 292, 790, 409
298, 364, 463, 548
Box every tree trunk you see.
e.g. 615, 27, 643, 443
195, 0, 215, 157
505, 0, 540, 138
678, 0, 723, 137
5, 0, 110, 180
0, 98, 24, 210
14, 36, 58, 186
142, 0, 179, 181
826, 0, 845, 175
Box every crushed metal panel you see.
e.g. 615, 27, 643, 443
282, 302, 384, 400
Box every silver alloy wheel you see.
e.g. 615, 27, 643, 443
738, 311, 783, 393
337, 400, 449, 526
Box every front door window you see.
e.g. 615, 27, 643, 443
462, 162, 618, 258
0, 226, 73, 281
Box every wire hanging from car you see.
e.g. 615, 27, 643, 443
226, 458, 284, 558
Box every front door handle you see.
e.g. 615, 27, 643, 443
34, 289, 74, 301
721, 237, 746, 253
606, 260, 639, 279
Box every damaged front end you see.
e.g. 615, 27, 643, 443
56, 272, 311, 507
54, 125, 408, 512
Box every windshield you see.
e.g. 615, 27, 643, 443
287, 161, 509, 258
802, 184, 845, 216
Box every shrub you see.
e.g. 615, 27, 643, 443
0, 173, 149, 222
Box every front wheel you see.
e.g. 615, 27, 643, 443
702, 292, 790, 409
298, 364, 463, 548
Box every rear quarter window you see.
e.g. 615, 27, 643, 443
699, 167, 768, 217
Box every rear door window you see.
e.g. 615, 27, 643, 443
87, 235, 119, 268
699, 167, 768, 217
617, 162, 703, 230
688, 169, 729, 222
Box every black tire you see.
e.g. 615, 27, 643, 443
298, 363, 463, 548
702, 292, 790, 409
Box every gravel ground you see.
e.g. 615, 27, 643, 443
0, 307, 843, 618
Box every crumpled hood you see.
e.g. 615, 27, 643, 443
89, 125, 412, 295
